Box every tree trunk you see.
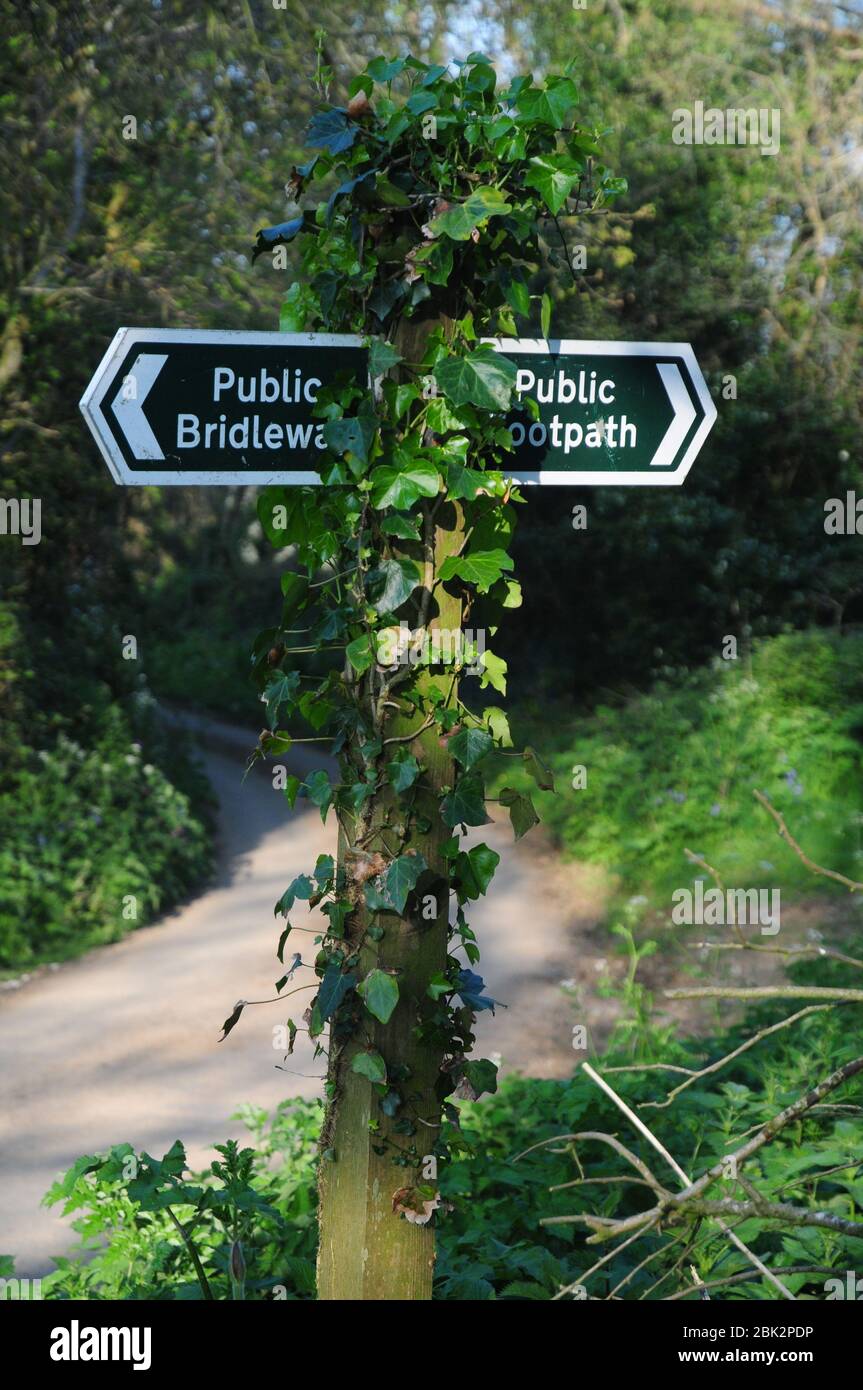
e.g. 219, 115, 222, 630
317, 310, 460, 1300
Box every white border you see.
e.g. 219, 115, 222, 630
79, 328, 368, 486
482, 337, 717, 486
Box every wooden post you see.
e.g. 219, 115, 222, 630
317, 310, 461, 1300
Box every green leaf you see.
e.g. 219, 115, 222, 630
322, 413, 376, 466
305, 769, 334, 821
479, 650, 507, 694
541, 291, 552, 340
464, 1058, 498, 1097
280, 571, 310, 625
370, 460, 440, 509
516, 77, 579, 128
427, 186, 512, 241
385, 852, 427, 913
434, 349, 517, 411
446, 462, 487, 501
380, 513, 421, 539
455, 843, 500, 900
386, 750, 421, 793
502, 273, 530, 317
523, 745, 555, 791
366, 557, 421, 615
499, 786, 539, 840
426, 971, 451, 1001
368, 339, 403, 377
484, 705, 513, 746
525, 155, 583, 215
264, 672, 301, 730
317, 963, 357, 1022
439, 548, 513, 593
351, 1049, 387, 1084
346, 633, 375, 674
322, 900, 351, 938
441, 774, 490, 828
358, 968, 400, 1024
448, 727, 493, 770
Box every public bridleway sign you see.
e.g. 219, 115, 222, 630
80, 329, 715, 487
79, 328, 367, 486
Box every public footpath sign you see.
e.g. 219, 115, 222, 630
79, 329, 367, 485
80, 329, 716, 487
487, 338, 717, 486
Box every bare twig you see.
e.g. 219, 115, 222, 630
753, 788, 863, 892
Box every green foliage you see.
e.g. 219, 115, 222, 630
243, 52, 622, 1126
32, 964, 863, 1300
0, 701, 213, 973
504, 629, 863, 904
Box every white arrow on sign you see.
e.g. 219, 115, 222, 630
653, 362, 697, 468
110, 352, 167, 461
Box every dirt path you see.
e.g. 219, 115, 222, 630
0, 715, 608, 1276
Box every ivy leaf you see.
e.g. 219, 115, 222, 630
366, 557, 421, 615
280, 571, 309, 625
516, 77, 579, 128
322, 413, 376, 466
484, 705, 513, 746
264, 672, 301, 730
380, 513, 421, 540
386, 750, 421, 793
358, 968, 400, 1024
455, 843, 500, 900
385, 852, 428, 913
367, 56, 405, 82
499, 786, 539, 840
427, 187, 512, 241
446, 462, 487, 501
252, 216, 306, 262
440, 774, 490, 828
426, 971, 451, 1001
464, 1058, 499, 1097
478, 650, 508, 694
346, 633, 375, 674
439, 548, 513, 593
317, 963, 357, 1021
351, 1049, 387, 1084
322, 900, 351, 938
524, 155, 583, 215
502, 272, 530, 317
368, 339, 403, 377
523, 745, 555, 791
306, 107, 356, 154
434, 349, 517, 412
370, 460, 440, 509
448, 727, 493, 770
305, 769, 334, 821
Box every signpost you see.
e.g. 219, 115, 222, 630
487, 338, 716, 486
79, 328, 367, 485
80, 330, 715, 487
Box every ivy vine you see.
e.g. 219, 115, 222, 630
236, 51, 622, 1191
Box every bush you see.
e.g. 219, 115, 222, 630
0, 701, 213, 973
506, 629, 863, 905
